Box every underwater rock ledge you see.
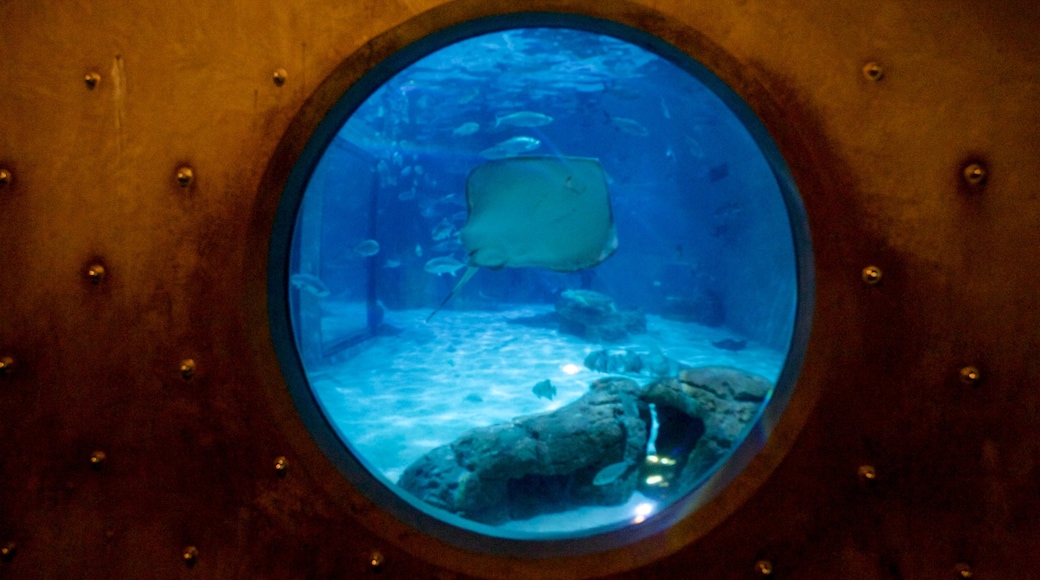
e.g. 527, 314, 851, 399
555, 289, 647, 342
397, 367, 773, 524
640, 367, 770, 499
397, 377, 650, 525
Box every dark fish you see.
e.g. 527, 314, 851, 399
708, 163, 729, 183
712, 338, 747, 351
532, 379, 556, 401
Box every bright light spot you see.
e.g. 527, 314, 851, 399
646, 455, 660, 463
645, 475, 663, 485
660, 457, 676, 466
632, 515, 646, 524
635, 502, 654, 516
561, 363, 582, 375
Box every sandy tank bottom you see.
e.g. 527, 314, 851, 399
306, 302, 787, 532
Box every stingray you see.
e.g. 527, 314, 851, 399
426, 156, 617, 321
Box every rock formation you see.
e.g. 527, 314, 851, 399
397, 377, 650, 524
640, 366, 771, 499
554, 289, 646, 342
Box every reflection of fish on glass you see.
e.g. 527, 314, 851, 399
290, 273, 331, 298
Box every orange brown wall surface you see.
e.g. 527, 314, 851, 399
0, 0, 1038, 578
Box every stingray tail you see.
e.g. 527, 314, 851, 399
426, 266, 479, 323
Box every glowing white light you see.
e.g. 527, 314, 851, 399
646, 455, 660, 463
660, 457, 676, 466
561, 363, 582, 375
632, 515, 646, 524
635, 502, 654, 517
645, 475, 663, 485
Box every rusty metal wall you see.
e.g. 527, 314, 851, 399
1, 0, 1038, 578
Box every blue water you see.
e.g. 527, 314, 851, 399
289, 28, 798, 536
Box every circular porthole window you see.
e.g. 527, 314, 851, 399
270, 16, 812, 555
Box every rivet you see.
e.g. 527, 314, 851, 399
90, 450, 107, 469
0, 356, 14, 376
861, 265, 882, 285
182, 546, 199, 567
962, 162, 987, 186
87, 264, 106, 284
273, 68, 288, 86
858, 464, 877, 484
955, 562, 973, 578
369, 551, 384, 573
179, 359, 196, 380
0, 168, 11, 188
862, 61, 884, 81
0, 541, 16, 562
274, 456, 289, 476
84, 72, 101, 89
959, 366, 981, 386
176, 166, 194, 188
755, 559, 774, 575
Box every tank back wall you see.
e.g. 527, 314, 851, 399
0, 0, 1038, 578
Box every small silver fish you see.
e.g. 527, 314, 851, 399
479, 136, 541, 159
397, 189, 416, 201
424, 256, 466, 277
592, 461, 630, 486
610, 116, 649, 137
354, 239, 380, 257
290, 273, 331, 298
383, 259, 401, 269
494, 111, 553, 128
457, 88, 480, 105
452, 122, 480, 136
415, 244, 423, 257
431, 218, 454, 241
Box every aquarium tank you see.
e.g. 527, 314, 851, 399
274, 23, 810, 544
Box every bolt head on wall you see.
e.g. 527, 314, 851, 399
0, 542, 16, 562
959, 366, 981, 386
87, 264, 106, 285
862, 61, 884, 81
369, 551, 384, 573
861, 265, 883, 285
274, 456, 289, 476
0, 356, 14, 376
176, 166, 195, 188
179, 359, 196, 380
962, 162, 987, 187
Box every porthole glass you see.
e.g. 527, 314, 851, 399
273, 21, 811, 547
